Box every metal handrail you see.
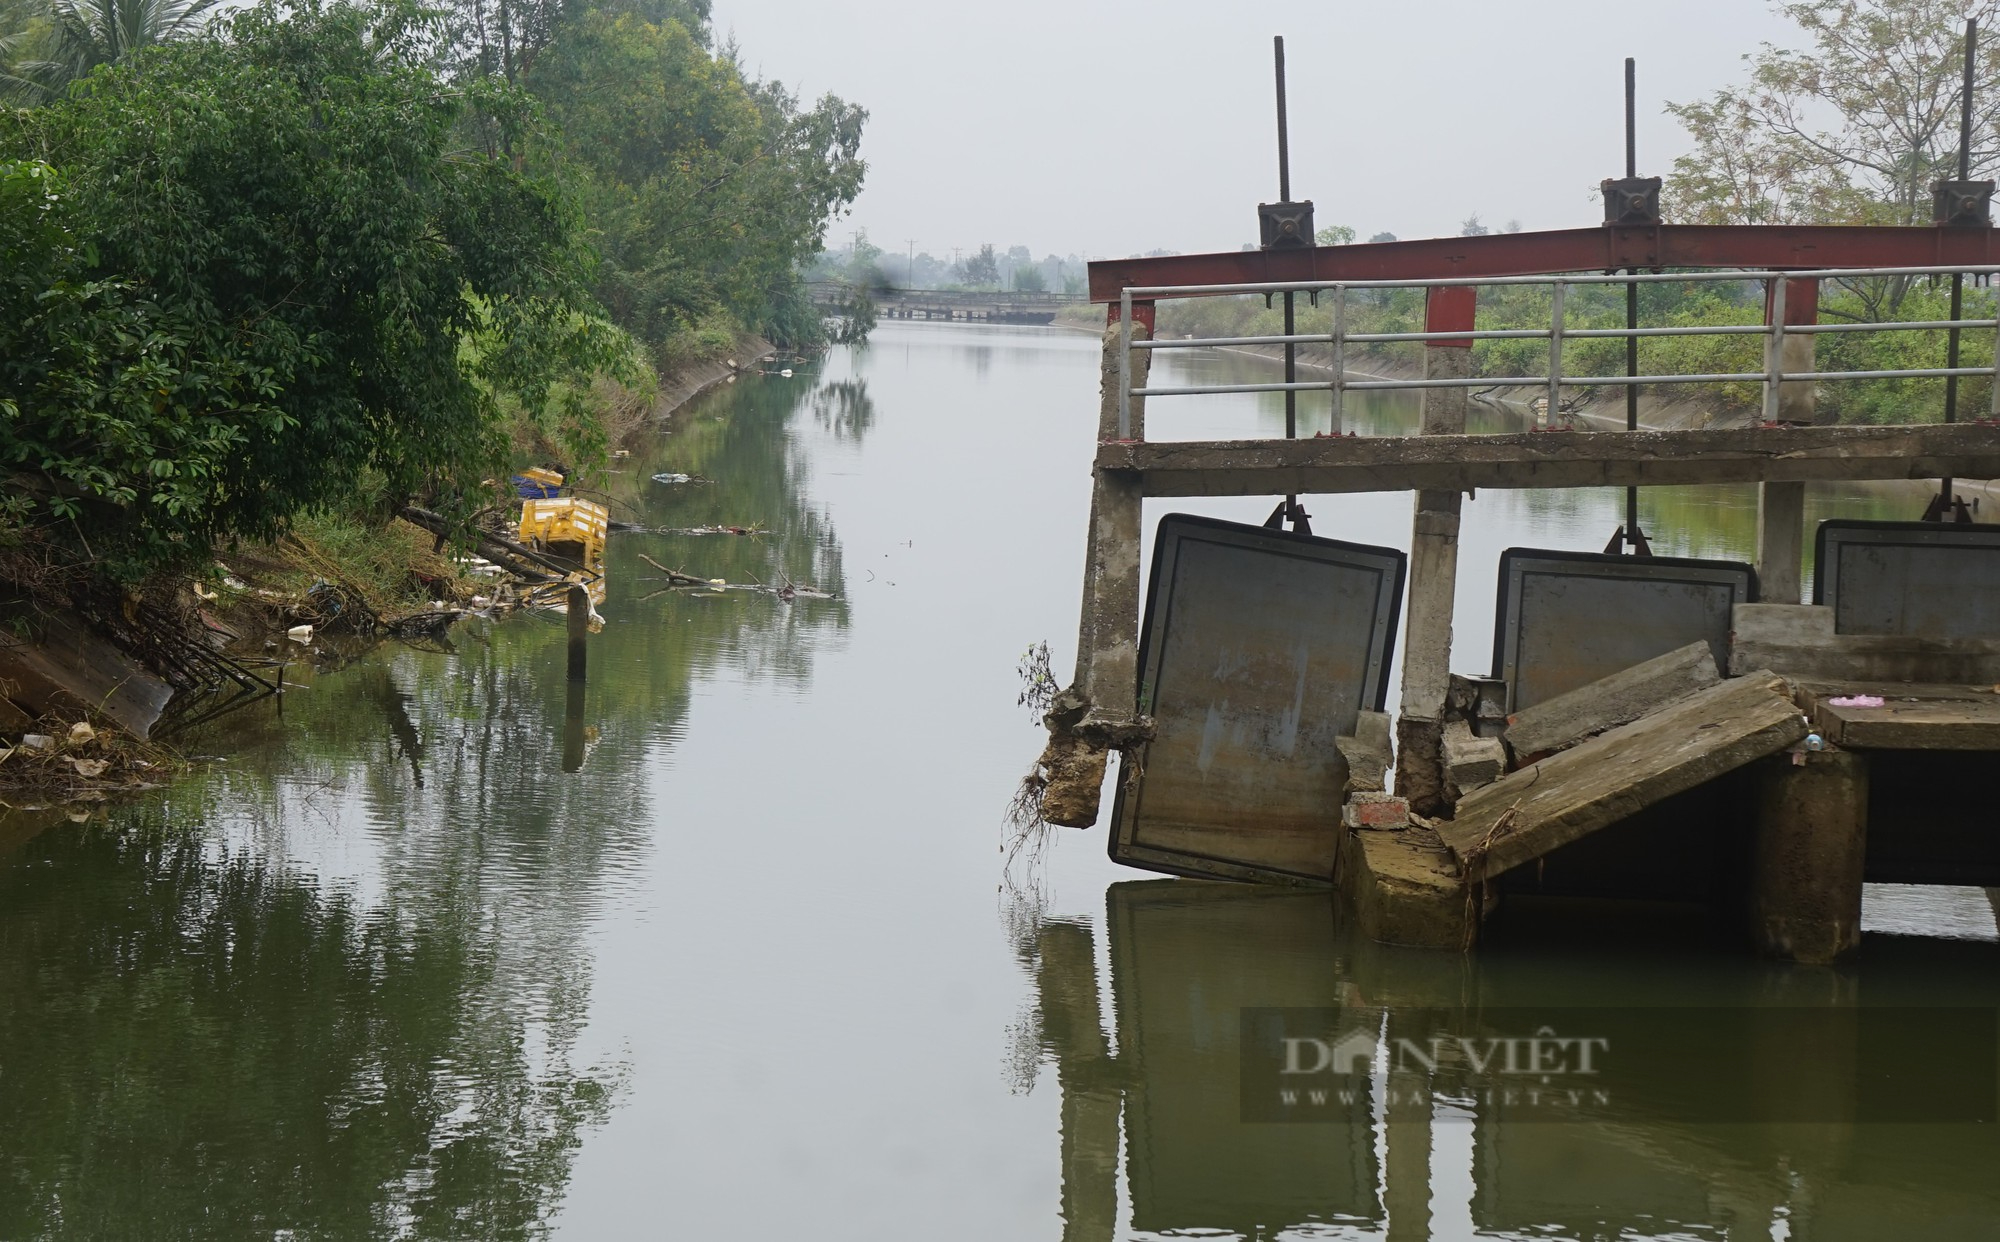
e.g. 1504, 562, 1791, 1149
1114, 265, 2000, 439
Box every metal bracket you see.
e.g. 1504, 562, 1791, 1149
1601, 524, 1654, 556
1920, 491, 1977, 524
1601, 177, 1662, 227
1262, 497, 1313, 535
1932, 180, 1995, 227
1258, 200, 1315, 250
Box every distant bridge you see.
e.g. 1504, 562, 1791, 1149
807, 281, 1083, 325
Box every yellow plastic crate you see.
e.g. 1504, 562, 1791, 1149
518, 497, 608, 568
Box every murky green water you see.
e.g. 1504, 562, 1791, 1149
2, 322, 1995, 1239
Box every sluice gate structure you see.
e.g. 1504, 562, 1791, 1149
1040, 222, 2000, 962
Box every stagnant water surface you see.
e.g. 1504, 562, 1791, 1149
2, 321, 1997, 1239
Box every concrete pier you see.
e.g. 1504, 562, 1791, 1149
1749, 749, 1869, 964
1755, 280, 1819, 604
1394, 288, 1474, 817
1039, 313, 1152, 828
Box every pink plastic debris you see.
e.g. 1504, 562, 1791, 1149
1827, 695, 1886, 708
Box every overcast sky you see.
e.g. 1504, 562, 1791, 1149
711, 0, 1805, 260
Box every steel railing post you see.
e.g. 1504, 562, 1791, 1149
1331, 285, 1347, 433
1764, 275, 1788, 424
1547, 281, 1566, 422
1118, 289, 1133, 440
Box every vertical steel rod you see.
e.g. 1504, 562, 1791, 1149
1624, 57, 1643, 550
1942, 17, 1977, 508
1273, 35, 1291, 202
1274, 34, 1297, 521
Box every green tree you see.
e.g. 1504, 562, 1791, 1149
1012, 263, 1046, 292
960, 243, 998, 288
1, 0, 223, 104
523, 8, 864, 350
1, 0, 622, 576
1670, 0, 2000, 319
1314, 223, 1355, 246
1669, 0, 2000, 229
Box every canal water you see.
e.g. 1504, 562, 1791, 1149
2, 320, 1996, 1239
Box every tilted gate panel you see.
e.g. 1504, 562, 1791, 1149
1110, 514, 1403, 883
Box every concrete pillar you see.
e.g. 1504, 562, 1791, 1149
1756, 480, 1807, 604
1749, 748, 1868, 964
1394, 287, 1474, 817
1756, 279, 1817, 604
1043, 307, 1153, 828
1075, 306, 1151, 712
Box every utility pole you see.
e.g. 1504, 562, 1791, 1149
907, 237, 917, 289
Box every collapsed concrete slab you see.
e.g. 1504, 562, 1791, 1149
1502, 640, 1721, 759
1440, 672, 1808, 884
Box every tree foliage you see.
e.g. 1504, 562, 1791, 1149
959, 243, 999, 288
1, 0, 224, 103
519, 6, 864, 349
0, 0, 864, 583
1, 0, 622, 576
1669, 0, 2000, 228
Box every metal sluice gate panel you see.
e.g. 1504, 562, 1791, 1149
1110, 514, 1404, 884
1492, 549, 1757, 714
1814, 520, 2000, 637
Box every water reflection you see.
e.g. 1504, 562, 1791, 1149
810, 376, 876, 441
0, 815, 615, 1240
0, 366, 849, 1236
1018, 881, 2000, 1240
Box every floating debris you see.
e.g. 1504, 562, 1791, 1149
619, 524, 764, 538
633, 553, 835, 602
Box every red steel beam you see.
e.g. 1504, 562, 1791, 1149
1087, 225, 2000, 301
